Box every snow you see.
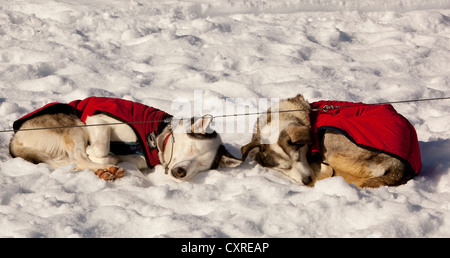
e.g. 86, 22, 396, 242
0, 0, 449, 238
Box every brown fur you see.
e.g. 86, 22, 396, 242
10, 113, 118, 174
309, 130, 413, 188
242, 94, 413, 188
241, 94, 313, 185
241, 94, 312, 161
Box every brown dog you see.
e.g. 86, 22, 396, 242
241, 94, 419, 188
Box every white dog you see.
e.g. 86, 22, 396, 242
10, 97, 242, 181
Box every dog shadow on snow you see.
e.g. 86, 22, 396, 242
187, 144, 242, 185
187, 140, 450, 188
125, 144, 241, 186
121, 141, 449, 188
417, 139, 450, 187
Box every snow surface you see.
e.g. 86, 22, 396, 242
0, 0, 450, 238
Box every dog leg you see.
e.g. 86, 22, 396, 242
308, 161, 335, 186
63, 127, 126, 180
85, 119, 112, 159
85, 115, 121, 165
62, 129, 105, 170
85, 127, 119, 166
86, 147, 119, 165
84, 115, 130, 180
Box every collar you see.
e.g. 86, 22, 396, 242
159, 124, 175, 174
162, 133, 172, 152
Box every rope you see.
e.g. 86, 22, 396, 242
205, 96, 450, 119
1, 96, 449, 133
0, 119, 171, 133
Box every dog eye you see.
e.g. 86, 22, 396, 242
255, 152, 278, 168
287, 140, 304, 148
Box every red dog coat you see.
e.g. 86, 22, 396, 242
310, 101, 421, 175
13, 97, 171, 168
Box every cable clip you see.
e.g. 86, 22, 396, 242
321, 105, 340, 112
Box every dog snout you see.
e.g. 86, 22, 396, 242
302, 175, 312, 185
171, 167, 187, 179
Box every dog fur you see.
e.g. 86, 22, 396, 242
10, 111, 241, 181
241, 94, 413, 188
241, 94, 313, 185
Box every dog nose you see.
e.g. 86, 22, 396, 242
302, 176, 312, 185
171, 167, 187, 179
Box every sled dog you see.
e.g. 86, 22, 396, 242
10, 97, 241, 181
241, 94, 419, 188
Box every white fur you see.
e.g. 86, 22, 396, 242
11, 111, 241, 181
270, 141, 312, 184
85, 114, 145, 168
84, 114, 240, 180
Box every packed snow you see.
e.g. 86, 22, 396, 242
0, 0, 449, 238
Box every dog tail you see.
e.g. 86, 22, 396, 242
359, 160, 415, 188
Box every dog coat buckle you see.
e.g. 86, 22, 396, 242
147, 132, 157, 149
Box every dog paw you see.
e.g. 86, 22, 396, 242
94, 169, 115, 180
94, 167, 126, 181
109, 166, 126, 178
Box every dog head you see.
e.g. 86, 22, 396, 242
241, 94, 313, 185
162, 115, 242, 181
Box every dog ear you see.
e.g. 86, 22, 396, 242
240, 137, 261, 162
219, 146, 242, 168
286, 122, 311, 144
210, 145, 242, 169
191, 115, 214, 134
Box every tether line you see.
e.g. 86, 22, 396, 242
1, 96, 449, 133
